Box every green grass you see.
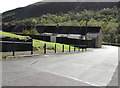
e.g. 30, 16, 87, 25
33, 39, 78, 50
0, 31, 31, 40
102, 42, 120, 47
1, 31, 79, 51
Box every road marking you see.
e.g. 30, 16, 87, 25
38, 69, 100, 86
31, 61, 38, 65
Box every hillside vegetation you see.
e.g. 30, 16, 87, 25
2, 2, 120, 44
2, 2, 118, 22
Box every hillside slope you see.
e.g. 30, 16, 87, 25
2, 2, 118, 22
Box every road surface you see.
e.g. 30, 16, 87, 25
2, 45, 119, 87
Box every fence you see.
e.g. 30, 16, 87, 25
1, 40, 87, 56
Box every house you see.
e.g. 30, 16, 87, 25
40, 26, 102, 48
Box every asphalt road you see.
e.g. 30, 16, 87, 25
1, 45, 119, 87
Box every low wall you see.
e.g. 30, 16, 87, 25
17, 34, 50, 42
56, 37, 93, 48
16, 34, 95, 48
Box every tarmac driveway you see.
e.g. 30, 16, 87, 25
2, 45, 119, 87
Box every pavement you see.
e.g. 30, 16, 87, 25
1, 45, 119, 87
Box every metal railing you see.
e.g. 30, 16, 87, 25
1, 41, 87, 56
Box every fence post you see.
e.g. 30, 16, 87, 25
69, 45, 71, 52
12, 40, 15, 56
55, 44, 56, 53
31, 40, 33, 55
31, 48, 33, 55
82, 48, 84, 52
62, 44, 64, 52
82, 48, 83, 52
13, 48, 15, 56
74, 46, 76, 52
44, 43, 46, 54
78, 47, 80, 52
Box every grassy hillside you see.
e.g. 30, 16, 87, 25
2, 2, 118, 22
0, 31, 30, 40
1, 31, 77, 51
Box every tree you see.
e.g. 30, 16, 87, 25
18, 18, 37, 30
88, 18, 101, 26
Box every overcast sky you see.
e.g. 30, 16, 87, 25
0, 0, 119, 13
0, 0, 42, 13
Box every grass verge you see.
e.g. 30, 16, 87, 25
102, 42, 120, 47
33, 39, 79, 51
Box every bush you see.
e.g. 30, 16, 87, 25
23, 29, 39, 35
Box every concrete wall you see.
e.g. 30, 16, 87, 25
50, 36, 56, 42
95, 29, 102, 48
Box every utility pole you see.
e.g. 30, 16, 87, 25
85, 19, 88, 48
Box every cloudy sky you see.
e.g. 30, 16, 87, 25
0, 0, 42, 13
0, 0, 119, 13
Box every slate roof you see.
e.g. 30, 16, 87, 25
2, 25, 101, 35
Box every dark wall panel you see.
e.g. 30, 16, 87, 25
1, 37, 33, 52
56, 37, 93, 48
17, 34, 50, 42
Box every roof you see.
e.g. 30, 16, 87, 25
2, 25, 101, 35
37, 26, 101, 35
